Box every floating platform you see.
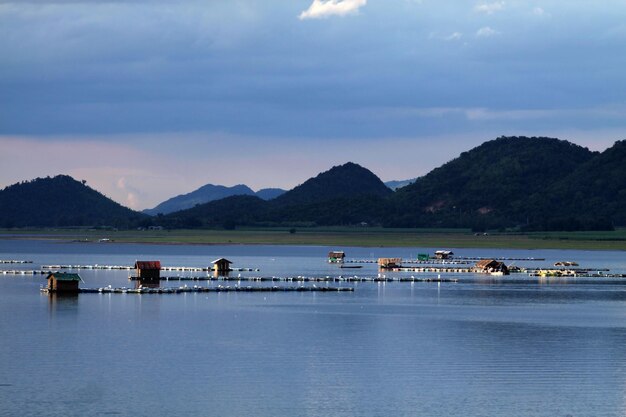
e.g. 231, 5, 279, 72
0, 260, 33, 264
131, 275, 458, 283
41, 285, 354, 295
41, 264, 258, 272
1, 270, 47, 275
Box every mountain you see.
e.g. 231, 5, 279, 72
385, 178, 417, 190
272, 162, 392, 206
5, 138, 624, 231
255, 188, 286, 200
144, 184, 256, 215
390, 136, 598, 229
0, 175, 145, 228
162, 195, 269, 229
538, 139, 626, 229
162, 162, 392, 228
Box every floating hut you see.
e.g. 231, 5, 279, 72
554, 261, 579, 267
417, 253, 430, 261
46, 272, 82, 293
212, 258, 233, 274
134, 261, 161, 281
435, 250, 454, 260
378, 258, 402, 269
328, 251, 346, 263
473, 259, 509, 275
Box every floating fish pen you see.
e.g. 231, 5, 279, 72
0, 260, 33, 264
530, 271, 626, 278
1, 270, 46, 275
41, 264, 259, 272
344, 259, 473, 265
42, 265, 133, 270
345, 257, 543, 264
145, 275, 458, 283
451, 256, 545, 261
41, 285, 354, 295
385, 267, 473, 273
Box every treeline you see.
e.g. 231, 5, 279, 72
0, 175, 144, 228
2, 137, 625, 231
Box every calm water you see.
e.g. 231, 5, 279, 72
1, 239, 626, 417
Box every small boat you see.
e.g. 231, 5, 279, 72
340, 265, 362, 269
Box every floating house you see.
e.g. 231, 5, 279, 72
435, 250, 454, 260
46, 272, 82, 293
134, 261, 161, 281
554, 261, 579, 267
378, 258, 402, 269
473, 259, 509, 275
328, 251, 346, 263
212, 258, 233, 274
417, 253, 430, 261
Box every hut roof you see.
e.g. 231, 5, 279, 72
475, 259, 502, 269
328, 251, 345, 257
212, 258, 233, 265
47, 272, 82, 282
135, 261, 161, 270
378, 257, 402, 265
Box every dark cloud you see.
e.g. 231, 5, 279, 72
1, 0, 625, 139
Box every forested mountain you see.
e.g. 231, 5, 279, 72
385, 178, 417, 190
389, 136, 598, 229
3, 137, 625, 231
255, 188, 286, 200
539, 139, 626, 229
144, 184, 256, 215
161, 163, 393, 228
0, 175, 145, 228
272, 162, 392, 206
145, 184, 287, 215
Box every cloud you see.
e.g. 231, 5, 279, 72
532, 7, 550, 17
474, 1, 505, 14
116, 177, 141, 210
444, 32, 463, 41
476, 26, 499, 37
299, 0, 366, 20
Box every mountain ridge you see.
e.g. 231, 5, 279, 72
144, 184, 286, 215
0, 175, 145, 228
3, 137, 624, 231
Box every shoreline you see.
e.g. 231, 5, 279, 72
1, 228, 625, 251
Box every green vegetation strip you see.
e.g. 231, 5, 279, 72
2, 228, 626, 250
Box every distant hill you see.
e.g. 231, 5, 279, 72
538, 139, 626, 230
4, 138, 625, 231
255, 188, 286, 200
144, 184, 256, 215
0, 175, 145, 228
391, 136, 598, 230
158, 142, 625, 231
162, 195, 269, 229
385, 178, 417, 190
162, 162, 392, 228
272, 162, 392, 206
145, 184, 287, 215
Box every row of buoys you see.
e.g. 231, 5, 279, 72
151, 275, 459, 283
42, 285, 354, 294
42, 265, 132, 270
40, 265, 260, 272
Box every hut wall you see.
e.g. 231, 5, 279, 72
51, 279, 79, 293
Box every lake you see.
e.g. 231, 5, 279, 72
1, 239, 625, 417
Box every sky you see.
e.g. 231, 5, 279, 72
1, 0, 625, 210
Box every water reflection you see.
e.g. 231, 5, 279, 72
134, 278, 160, 289
47, 292, 79, 313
